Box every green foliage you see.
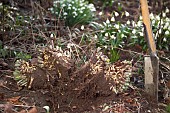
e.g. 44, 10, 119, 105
86, 0, 115, 7
49, 0, 96, 27
0, 46, 15, 58
166, 104, 170, 113
102, 0, 115, 8
109, 49, 120, 62
0, 41, 31, 60
15, 52, 31, 60
0, 47, 31, 60
0, 4, 24, 30
13, 69, 28, 87
13, 70, 22, 81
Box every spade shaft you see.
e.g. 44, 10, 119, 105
140, 0, 159, 103
140, 0, 156, 55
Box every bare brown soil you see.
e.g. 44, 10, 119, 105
0, 51, 162, 113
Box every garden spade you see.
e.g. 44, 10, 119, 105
140, 0, 159, 102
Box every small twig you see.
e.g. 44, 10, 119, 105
114, 47, 144, 56
13, 104, 35, 108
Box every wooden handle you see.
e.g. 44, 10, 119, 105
140, 0, 156, 55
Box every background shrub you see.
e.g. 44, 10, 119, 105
49, 0, 96, 27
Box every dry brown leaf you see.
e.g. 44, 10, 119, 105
6, 96, 21, 104
0, 93, 4, 100
27, 107, 38, 113
125, 98, 133, 103
18, 107, 38, 113
18, 110, 27, 113
4, 103, 13, 113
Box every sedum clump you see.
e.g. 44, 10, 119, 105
49, 0, 96, 27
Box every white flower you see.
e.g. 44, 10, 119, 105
137, 21, 142, 26
152, 20, 156, 24
55, 11, 58, 15
156, 15, 160, 20
104, 45, 107, 49
94, 35, 98, 39
106, 19, 110, 24
139, 16, 143, 20
54, 1, 59, 4
165, 8, 169, 13
72, 7, 76, 10
48, 8, 53, 11
139, 32, 144, 36
79, 10, 83, 13
88, 4, 96, 12
142, 28, 144, 32
125, 11, 130, 17
165, 31, 169, 35
153, 33, 157, 40
81, 25, 84, 30
101, 30, 105, 33
99, 12, 103, 16
105, 33, 109, 37
132, 29, 136, 34
97, 47, 101, 52
68, 7, 71, 10
162, 13, 166, 17
63, 12, 67, 15
154, 34, 157, 40
121, 34, 125, 38
163, 38, 167, 42
160, 19, 164, 26
43, 106, 50, 113
73, 12, 77, 16
114, 24, 119, 29
111, 17, 115, 22
126, 20, 130, 25
67, 43, 74, 49
81, 7, 85, 10
165, 18, 170, 22
131, 21, 136, 27
110, 35, 116, 40
103, 36, 108, 40
163, 22, 169, 29
158, 29, 162, 34
50, 34, 54, 38
80, 3, 83, 7
103, 22, 107, 26
150, 13, 154, 20
62, 4, 66, 7
114, 12, 119, 17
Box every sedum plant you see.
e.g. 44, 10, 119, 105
49, 0, 96, 27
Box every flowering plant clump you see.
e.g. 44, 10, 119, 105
130, 7, 170, 51
90, 11, 132, 62
49, 0, 96, 27
90, 8, 170, 63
